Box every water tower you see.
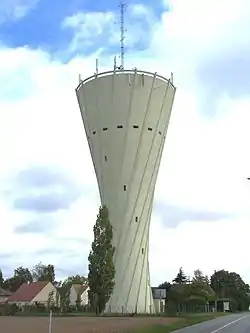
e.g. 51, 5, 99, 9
75, 4, 176, 314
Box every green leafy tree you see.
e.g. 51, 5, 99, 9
64, 275, 87, 287
192, 269, 209, 285
88, 205, 115, 314
32, 262, 55, 282
14, 266, 33, 283
210, 270, 250, 311
4, 266, 33, 292
173, 267, 188, 284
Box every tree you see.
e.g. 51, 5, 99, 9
192, 269, 209, 285
32, 262, 55, 282
173, 267, 188, 284
14, 266, 33, 283
4, 266, 33, 292
58, 284, 70, 313
0, 269, 4, 288
210, 270, 250, 311
47, 291, 55, 310
64, 275, 87, 286
88, 205, 115, 314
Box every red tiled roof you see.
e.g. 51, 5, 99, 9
7, 281, 48, 302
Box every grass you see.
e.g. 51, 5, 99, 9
130, 312, 229, 333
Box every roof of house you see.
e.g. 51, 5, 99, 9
7, 281, 49, 302
0, 287, 12, 297
72, 284, 88, 295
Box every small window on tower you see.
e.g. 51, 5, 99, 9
135, 216, 138, 222
158, 131, 162, 135
142, 248, 144, 254
104, 156, 107, 161
123, 185, 127, 191
92, 130, 96, 135
103, 127, 108, 131
148, 127, 152, 131
133, 125, 139, 129
117, 125, 123, 128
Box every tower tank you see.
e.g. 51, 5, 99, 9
76, 68, 176, 313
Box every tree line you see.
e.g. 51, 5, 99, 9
159, 267, 250, 313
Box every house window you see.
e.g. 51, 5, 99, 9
117, 125, 123, 128
133, 125, 139, 128
104, 155, 107, 161
103, 127, 108, 131
142, 248, 144, 254
135, 216, 138, 222
148, 127, 152, 131
123, 185, 127, 191
92, 131, 96, 135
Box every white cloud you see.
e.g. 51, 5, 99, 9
1, 0, 250, 285
0, 0, 38, 23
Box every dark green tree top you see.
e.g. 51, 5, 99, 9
173, 267, 188, 284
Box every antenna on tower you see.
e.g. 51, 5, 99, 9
119, 2, 126, 70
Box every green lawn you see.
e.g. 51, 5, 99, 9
130, 312, 229, 333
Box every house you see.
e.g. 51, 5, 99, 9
7, 281, 58, 307
69, 284, 89, 307
0, 287, 12, 304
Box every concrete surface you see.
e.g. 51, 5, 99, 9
174, 313, 250, 332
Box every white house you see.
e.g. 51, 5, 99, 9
69, 284, 89, 307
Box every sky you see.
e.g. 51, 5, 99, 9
1, 0, 250, 286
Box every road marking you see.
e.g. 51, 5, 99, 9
210, 315, 249, 333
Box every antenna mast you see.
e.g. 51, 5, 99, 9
119, 3, 126, 70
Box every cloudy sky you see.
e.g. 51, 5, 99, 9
1, 0, 250, 286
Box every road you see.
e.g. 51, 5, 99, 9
173, 313, 250, 333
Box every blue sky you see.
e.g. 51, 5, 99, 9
1, 0, 250, 285
0, 0, 165, 58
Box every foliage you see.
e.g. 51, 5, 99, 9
47, 290, 55, 309
64, 275, 87, 286
158, 267, 250, 315
210, 270, 250, 311
3, 266, 33, 292
88, 205, 115, 314
0, 269, 4, 288
58, 283, 70, 313
32, 262, 55, 282
172, 267, 188, 284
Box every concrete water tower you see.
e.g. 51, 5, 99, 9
75, 4, 176, 314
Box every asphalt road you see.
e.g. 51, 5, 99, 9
173, 313, 250, 333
